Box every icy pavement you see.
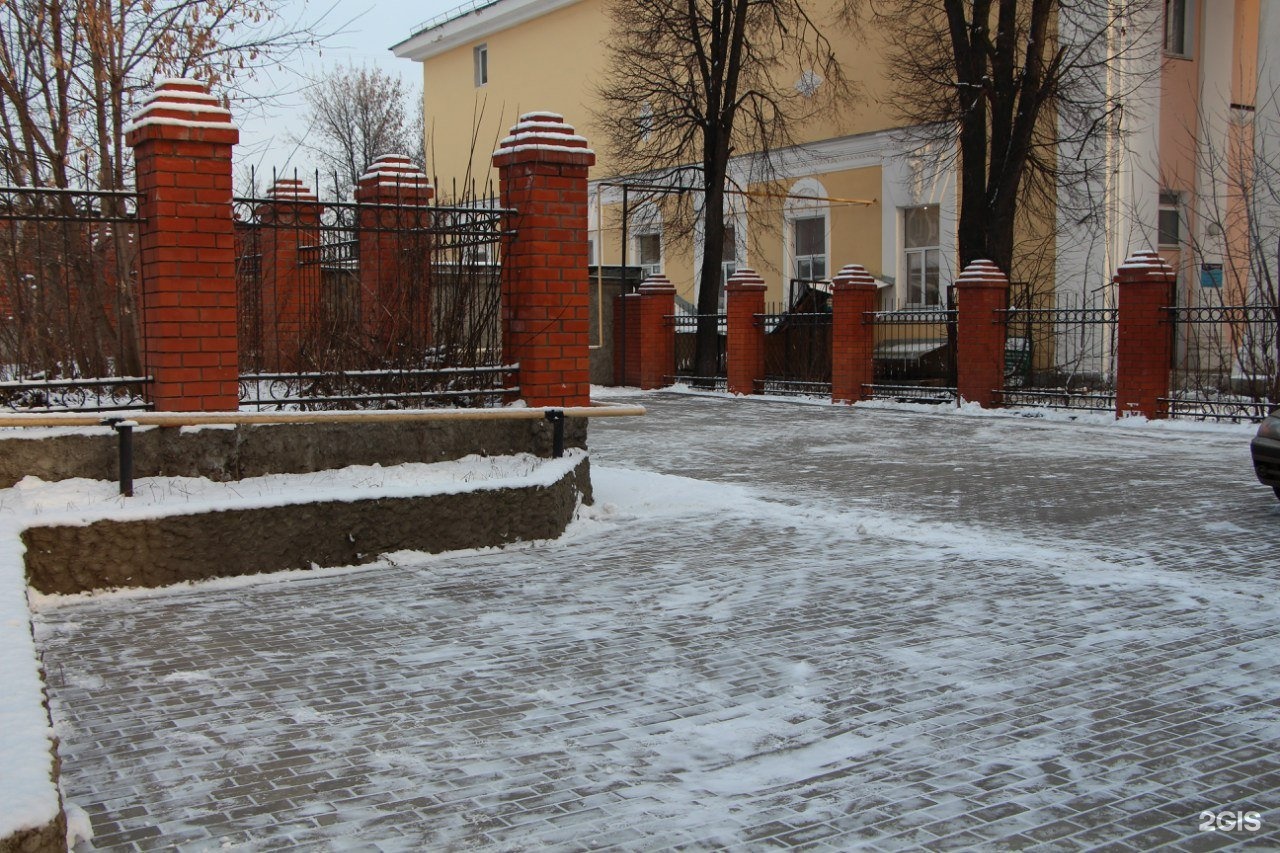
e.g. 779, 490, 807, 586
33, 392, 1280, 850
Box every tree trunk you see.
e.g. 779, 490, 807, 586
694, 148, 731, 381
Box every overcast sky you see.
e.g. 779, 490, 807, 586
231, 0, 461, 187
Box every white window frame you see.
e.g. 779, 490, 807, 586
792, 216, 827, 282
474, 43, 488, 86
1158, 189, 1183, 248
719, 221, 739, 310
631, 202, 663, 278
639, 102, 654, 144
902, 205, 942, 307
634, 232, 662, 278
1164, 0, 1194, 57
784, 178, 831, 304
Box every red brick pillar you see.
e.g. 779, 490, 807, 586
955, 259, 1009, 408
492, 112, 595, 407
831, 263, 878, 404
635, 275, 676, 389
1115, 251, 1176, 419
725, 268, 766, 395
354, 154, 434, 361
256, 179, 323, 372
613, 292, 641, 386
125, 78, 239, 411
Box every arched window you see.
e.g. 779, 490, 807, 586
784, 178, 831, 306
632, 202, 662, 278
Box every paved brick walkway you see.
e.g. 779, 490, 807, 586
35, 393, 1280, 850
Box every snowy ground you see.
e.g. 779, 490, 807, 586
32, 392, 1280, 850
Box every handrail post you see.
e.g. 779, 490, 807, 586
544, 410, 565, 458
102, 417, 135, 497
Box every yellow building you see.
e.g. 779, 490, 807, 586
394, 0, 1275, 316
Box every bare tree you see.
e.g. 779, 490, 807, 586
1177, 84, 1280, 407
844, 0, 1163, 277
0, 0, 327, 383
0, 0, 328, 190
292, 64, 424, 201
596, 0, 849, 378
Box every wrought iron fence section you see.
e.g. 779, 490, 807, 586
0, 185, 150, 412
1159, 396, 1276, 422
0, 376, 151, 413
999, 288, 1117, 409
669, 313, 726, 389
1003, 307, 1118, 325
756, 306, 832, 397
1168, 304, 1279, 324
997, 389, 1115, 413
869, 307, 956, 324
0, 186, 140, 222
239, 365, 519, 411
865, 302, 957, 402
860, 383, 957, 404
1167, 289, 1278, 420
233, 191, 512, 409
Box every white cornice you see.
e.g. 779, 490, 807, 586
589, 127, 913, 203
393, 0, 583, 61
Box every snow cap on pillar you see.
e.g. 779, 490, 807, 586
492, 112, 596, 168
955, 259, 1009, 287
124, 78, 238, 145
266, 178, 319, 202
726, 267, 766, 291
256, 177, 322, 223
639, 273, 676, 294
1115, 250, 1176, 281
356, 154, 433, 199
832, 263, 878, 289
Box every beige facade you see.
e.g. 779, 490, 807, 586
396, 0, 1273, 312
395, 0, 945, 312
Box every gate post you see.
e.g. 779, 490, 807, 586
636, 274, 676, 389
493, 112, 595, 407
1115, 251, 1176, 419
831, 263, 879, 403
255, 179, 324, 372
354, 155, 434, 361
125, 78, 239, 411
725, 268, 766, 395
613, 291, 641, 386
955, 259, 1009, 408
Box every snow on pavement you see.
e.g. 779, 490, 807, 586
31, 393, 1280, 850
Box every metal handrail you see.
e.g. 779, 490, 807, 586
410, 0, 503, 36
0, 402, 645, 429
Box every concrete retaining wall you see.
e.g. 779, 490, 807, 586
0, 814, 66, 853
0, 417, 587, 488
23, 457, 590, 596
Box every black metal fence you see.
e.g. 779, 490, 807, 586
866, 299, 957, 402
0, 186, 150, 412
234, 190, 516, 409
1000, 287, 1118, 413
1166, 288, 1279, 420
671, 312, 727, 389
756, 303, 832, 396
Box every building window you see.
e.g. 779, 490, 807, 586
636, 232, 662, 277
639, 102, 654, 143
1159, 190, 1182, 247
793, 216, 826, 281
1164, 0, 1193, 56
720, 222, 737, 309
474, 44, 488, 86
904, 205, 941, 306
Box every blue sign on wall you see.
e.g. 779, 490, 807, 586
1200, 263, 1223, 288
